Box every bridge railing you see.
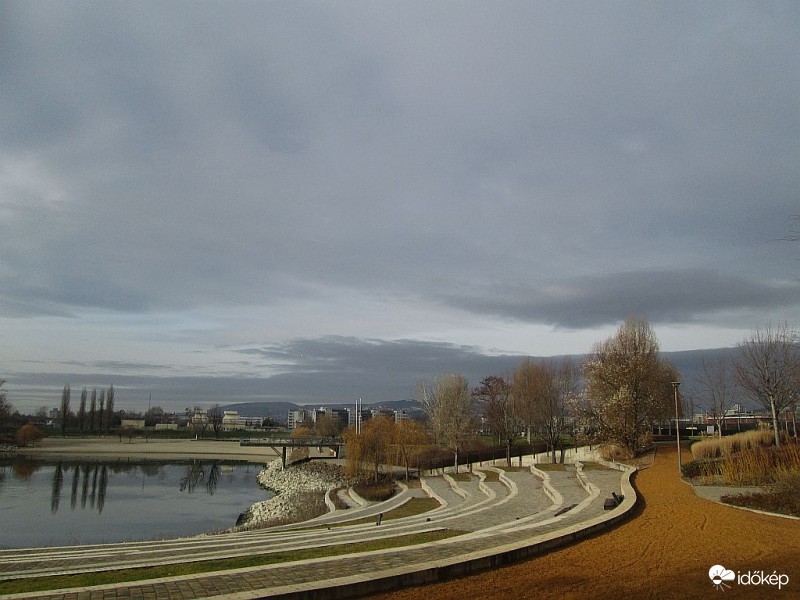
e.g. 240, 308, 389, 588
240, 436, 344, 447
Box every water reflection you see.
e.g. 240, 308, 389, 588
0, 457, 266, 548
0, 458, 228, 515
180, 461, 221, 495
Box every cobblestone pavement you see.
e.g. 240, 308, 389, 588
0, 462, 633, 600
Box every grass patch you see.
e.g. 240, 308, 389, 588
580, 462, 613, 471
449, 472, 472, 482
720, 470, 800, 517
322, 497, 441, 528
0, 529, 464, 595
352, 481, 395, 502
535, 463, 567, 472
499, 466, 523, 472
476, 469, 500, 482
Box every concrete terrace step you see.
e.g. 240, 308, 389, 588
0, 463, 637, 600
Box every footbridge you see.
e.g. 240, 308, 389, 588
240, 436, 344, 467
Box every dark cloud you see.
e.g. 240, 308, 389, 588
444, 269, 800, 328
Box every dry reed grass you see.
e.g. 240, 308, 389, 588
690, 429, 773, 460
687, 438, 800, 486
717, 442, 800, 486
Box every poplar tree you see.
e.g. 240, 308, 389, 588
60, 384, 71, 435
105, 385, 115, 433
89, 389, 97, 432
78, 388, 87, 432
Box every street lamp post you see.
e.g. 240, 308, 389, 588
672, 381, 682, 473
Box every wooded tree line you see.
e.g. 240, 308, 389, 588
343, 317, 800, 478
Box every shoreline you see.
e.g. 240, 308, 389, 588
13, 436, 280, 463
11, 437, 343, 533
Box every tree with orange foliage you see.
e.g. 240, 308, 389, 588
394, 419, 430, 480
15, 422, 44, 447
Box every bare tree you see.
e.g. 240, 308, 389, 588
511, 358, 540, 443
650, 360, 683, 435
78, 388, 87, 433
315, 414, 341, 437
0, 379, 11, 431
208, 404, 224, 439
735, 324, 800, 446
89, 389, 97, 432
415, 379, 438, 442
97, 389, 106, 433
361, 416, 395, 483
473, 374, 523, 466
394, 419, 430, 481
105, 385, 115, 433
579, 317, 679, 457
535, 359, 580, 463
60, 384, 71, 435
417, 373, 476, 473
189, 407, 209, 439
697, 357, 735, 437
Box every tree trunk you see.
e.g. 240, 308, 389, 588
770, 398, 781, 446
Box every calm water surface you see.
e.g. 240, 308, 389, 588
0, 457, 270, 548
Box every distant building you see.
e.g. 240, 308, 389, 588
222, 410, 244, 431
191, 409, 208, 426
288, 409, 309, 430
394, 410, 410, 423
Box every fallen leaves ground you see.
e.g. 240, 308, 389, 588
373, 445, 800, 600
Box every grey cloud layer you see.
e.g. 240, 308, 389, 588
1, 3, 799, 330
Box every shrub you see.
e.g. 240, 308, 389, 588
15, 423, 44, 447
721, 470, 800, 517
598, 444, 634, 461
352, 480, 395, 502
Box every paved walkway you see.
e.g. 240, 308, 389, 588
0, 461, 635, 600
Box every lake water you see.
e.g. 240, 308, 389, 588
0, 457, 270, 548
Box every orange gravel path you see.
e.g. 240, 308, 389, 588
374, 445, 800, 600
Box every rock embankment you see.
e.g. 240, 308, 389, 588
236, 459, 353, 529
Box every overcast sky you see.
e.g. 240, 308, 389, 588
2, 2, 799, 413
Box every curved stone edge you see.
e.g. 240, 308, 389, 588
681, 478, 800, 521
530, 464, 564, 508
228, 464, 638, 600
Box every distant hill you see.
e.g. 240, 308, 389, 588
219, 401, 301, 420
